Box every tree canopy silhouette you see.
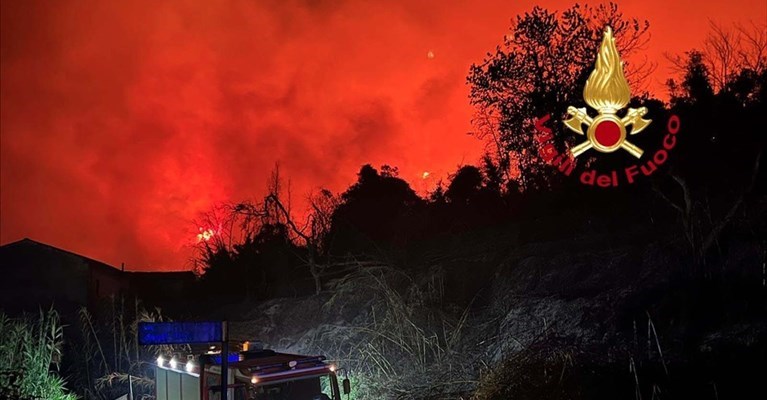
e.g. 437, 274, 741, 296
655, 41, 766, 272
467, 3, 650, 190
445, 166, 483, 205
328, 164, 424, 256
191, 17, 765, 302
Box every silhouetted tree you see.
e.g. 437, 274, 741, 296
667, 21, 766, 101
467, 3, 650, 190
446, 166, 483, 205
195, 167, 317, 301
657, 47, 766, 274
704, 21, 766, 93
329, 164, 424, 257
481, 155, 505, 196
671, 51, 715, 106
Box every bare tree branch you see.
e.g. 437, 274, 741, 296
702, 149, 763, 253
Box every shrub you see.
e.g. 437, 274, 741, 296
0, 309, 77, 400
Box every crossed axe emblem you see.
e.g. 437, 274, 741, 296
564, 106, 651, 159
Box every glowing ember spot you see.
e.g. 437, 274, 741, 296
196, 227, 216, 242
427, 50, 435, 59
422, 171, 430, 179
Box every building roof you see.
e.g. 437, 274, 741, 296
0, 238, 122, 274
1, 238, 196, 276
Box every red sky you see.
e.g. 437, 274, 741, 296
2, 0, 765, 271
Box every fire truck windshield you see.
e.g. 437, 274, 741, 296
250, 373, 339, 400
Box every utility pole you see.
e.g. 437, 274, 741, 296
221, 321, 229, 400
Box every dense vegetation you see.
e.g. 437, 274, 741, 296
186, 4, 765, 398
0, 309, 76, 400
193, 6, 765, 309
3, 3, 765, 399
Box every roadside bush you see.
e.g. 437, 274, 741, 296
0, 309, 77, 400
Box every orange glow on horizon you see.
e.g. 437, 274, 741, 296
1, 0, 764, 270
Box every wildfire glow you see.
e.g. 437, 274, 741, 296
422, 171, 430, 179
196, 227, 216, 242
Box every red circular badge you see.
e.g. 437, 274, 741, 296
594, 120, 621, 147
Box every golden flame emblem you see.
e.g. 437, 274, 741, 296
564, 27, 651, 158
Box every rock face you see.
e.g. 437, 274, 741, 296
223, 232, 765, 399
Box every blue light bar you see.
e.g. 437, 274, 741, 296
208, 353, 241, 365
138, 321, 223, 345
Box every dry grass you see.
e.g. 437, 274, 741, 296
310, 264, 480, 399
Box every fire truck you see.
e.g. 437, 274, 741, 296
140, 322, 350, 400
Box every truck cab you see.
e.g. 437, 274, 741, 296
155, 345, 346, 400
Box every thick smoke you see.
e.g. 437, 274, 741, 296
2, 0, 762, 269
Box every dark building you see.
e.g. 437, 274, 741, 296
0, 238, 195, 316
126, 270, 197, 314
